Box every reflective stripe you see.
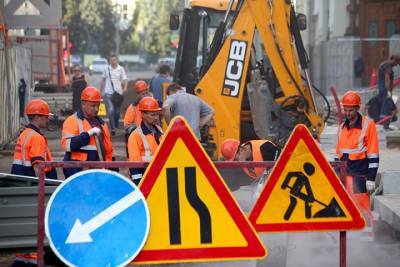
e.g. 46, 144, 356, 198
358, 117, 369, 151
369, 163, 379, 168
13, 159, 32, 167
80, 145, 97, 151
137, 127, 152, 161
339, 147, 367, 154
367, 153, 379, 159
62, 133, 76, 138
337, 122, 344, 143
66, 139, 72, 152
75, 113, 84, 134
131, 174, 142, 180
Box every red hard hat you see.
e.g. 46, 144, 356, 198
220, 138, 240, 161
138, 97, 161, 112
342, 90, 361, 106
80, 87, 103, 102
134, 80, 149, 93
25, 99, 53, 116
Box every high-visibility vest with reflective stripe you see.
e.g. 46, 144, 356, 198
61, 113, 113, 161
123, 104, 142, 127
336, 116, 379, 161
11, 127, 54, 176
127, 125, 163, 162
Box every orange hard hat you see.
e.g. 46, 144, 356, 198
80, 87, 103, 102
139, 97, 161, 112
25, 99, 53, 116
134, 80, 149, 93
220, 138, 240, 161
342, 90, 361, 106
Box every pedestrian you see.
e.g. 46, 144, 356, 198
336, 90, 379, 226
163, 83, 213, 140
61, 87, 115, 178
220, 138, 281, 180
11, 99, 57, 179
149, 64, 171, 102
127, 97, 163, 185
377, 55, 400, 129
18, 78, 26, 117
100, 54, 128, 135
71, 64, 89, 112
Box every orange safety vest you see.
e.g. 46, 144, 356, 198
127, 124, 163, 162
61, 112, 113, 161
123, 104, 142, 127
11, 125, 56, 178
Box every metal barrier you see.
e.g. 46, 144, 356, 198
36, 160, 347, 267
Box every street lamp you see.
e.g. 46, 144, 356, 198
112, 4, 122, 57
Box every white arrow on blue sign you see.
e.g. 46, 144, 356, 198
45, 169, 150, 267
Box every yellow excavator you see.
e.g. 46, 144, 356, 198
170, 0, 329, 159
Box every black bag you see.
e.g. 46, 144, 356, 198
108, 66, 124, 106
111, 91, 124, 106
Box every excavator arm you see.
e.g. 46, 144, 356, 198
173, 0, 326, 159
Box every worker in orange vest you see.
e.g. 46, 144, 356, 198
220, 138, 281, 180
336, 90, 379, 226
61, 87, 115, 178
124, 80, 152, 130
11, 99, 57, 179
127, 97, 163, 184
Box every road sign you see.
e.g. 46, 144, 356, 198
249, 124, 366, 232
134, 116, 266, 264
45, 169, 149, 266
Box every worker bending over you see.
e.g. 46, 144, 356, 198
127, 97, 163, 184
11, 99, 57, 179
61, 87, 114, 178
221, 138, 281, 180
336, 90, 379, 225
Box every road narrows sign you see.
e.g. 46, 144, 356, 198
134, 116, 266, 264
249, 124, 366, 232
45, 169, 149, 267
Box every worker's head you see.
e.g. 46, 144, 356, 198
166, 82, 183, 96
139, 97, 161, 125
303, 162, 315, 176
134, 80, 151, 100
158, 64, 171, 75
25, 99, 53, 128
389, 55, 400, 66
80, 87, 102, 119
109, 54, 118, 67
220, 138, 240, 161
342, 90, 361, 121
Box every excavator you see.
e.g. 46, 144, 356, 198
171, 0, 330, 159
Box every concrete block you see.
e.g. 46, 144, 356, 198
382, 171, 400, 195
374, 195, 400, 232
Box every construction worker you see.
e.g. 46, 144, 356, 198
336, 90, 379, 226
11, 99, 57, 179
127, 97, 163, 184
61, 87, 114, 178
220, 138, 281, 180
123, 80, 152, 133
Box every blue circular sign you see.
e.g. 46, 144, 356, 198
45, 169, 150, 266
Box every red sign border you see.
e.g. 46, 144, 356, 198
248, 124, 366, 232
134, 116, 266, 263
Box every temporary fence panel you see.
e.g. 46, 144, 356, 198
0, 47, 20, 147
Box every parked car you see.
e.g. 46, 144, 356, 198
89, 58, 108, 74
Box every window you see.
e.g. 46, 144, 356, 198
386, 20, 397, 38
368, 21, 378, 47
123, 4, 127, 11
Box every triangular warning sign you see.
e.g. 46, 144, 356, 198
249, 124, 366, 232
134, 116, 266, 264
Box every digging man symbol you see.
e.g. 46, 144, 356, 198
281, 162, 345, 220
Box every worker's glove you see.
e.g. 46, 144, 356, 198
366, 180, 375, 193
87, 127, 101, 136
